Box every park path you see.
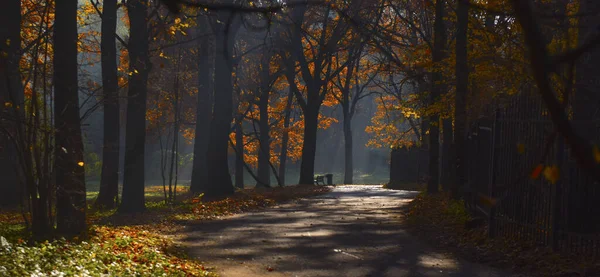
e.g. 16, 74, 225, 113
181, 185, 518, 277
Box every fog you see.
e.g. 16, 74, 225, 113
75, 8, 394, 189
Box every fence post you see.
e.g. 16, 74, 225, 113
488, 109, 500, 238
551, 135, 564, 251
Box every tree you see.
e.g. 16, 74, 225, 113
277, 89, 294, 185
96, 0, 120, 209
234, 115, 244, 188
453, 0, 468, 200
256, 55, 272, 187
120, 0, 150, 213
427, 0, 446, 195
332, 43, 376, 184
54, 0, 87, 237
203, 10, 240, 197
190, 15, 213, 193
0, 0, 22, 208
286, 2, 360, 185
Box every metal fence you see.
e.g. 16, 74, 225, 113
389, 146, 428, 186
466, 92, 600, 256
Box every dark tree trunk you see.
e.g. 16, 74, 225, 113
427, 0, 447, 194
439, 0, 453, 192
299, 103, 319, 184
54, 0, 87, 237
441, 119, 454, 191
0, 0, 22, 208
96, 0, 120, 209
454, 0, 468, 200
278, 90, 294, 186
190, 17, 213, 193
204, 11, 238, 197
418, 80, 430, 148
235, 119, 244, 189
342, 101, 353, 184
120, 0, 149, 213
257, 60, 271, 187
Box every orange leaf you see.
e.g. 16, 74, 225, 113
531, 164, 544, 179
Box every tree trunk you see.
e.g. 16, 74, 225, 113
120, 0, 149, 213
190, 16, 213, 193
418, 79, 429, 147
257, 62, 271, 187
0, 0, 22, 208
427, 0, 446, 195
278, 90, 293, 186
235, 119, 244, 188
454, 0, 468, 200
299, 103, 319, 184
54, 0, 87, 237
96, 0, 120, 209
441, 119, 454, 191
204, 11, 237, 197
342, 102, 353, 184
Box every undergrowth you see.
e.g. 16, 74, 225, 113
403, 192, 600, 277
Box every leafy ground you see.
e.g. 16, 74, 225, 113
402, 192, 600, 277
0, 184, 332, 277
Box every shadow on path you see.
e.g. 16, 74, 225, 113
180, 185, 518, 277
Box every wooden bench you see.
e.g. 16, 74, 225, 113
314, 175, 326, 185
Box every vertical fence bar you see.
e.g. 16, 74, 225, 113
551, 136, 563, 251
489, 109, 500, 238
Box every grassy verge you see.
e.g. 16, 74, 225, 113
1, 184, 332, 277
403, 193, 600, 277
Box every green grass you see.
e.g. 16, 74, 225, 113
86, 181, 191, 201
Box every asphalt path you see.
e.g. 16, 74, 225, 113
182, 185, 515, 277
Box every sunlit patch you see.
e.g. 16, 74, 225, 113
417, 254, 458, 270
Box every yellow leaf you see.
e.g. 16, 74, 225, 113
4, 102, 12, 108
543, 165, 559, 184
594, 145, 600, 163
77, 161, 85, 167
174, 18, 181, 24
516, 143, 525, 154
531, 164, 544, 179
